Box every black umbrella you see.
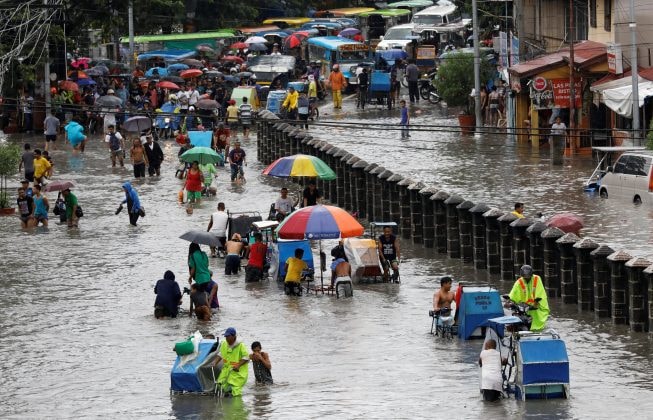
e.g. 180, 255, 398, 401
179, 230, 221, 246
163, 75, 185, 84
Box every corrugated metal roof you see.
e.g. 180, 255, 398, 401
509, 40, 607, 78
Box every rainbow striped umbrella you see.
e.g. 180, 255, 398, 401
276, 205, 363, 240
261, 154, 336, 180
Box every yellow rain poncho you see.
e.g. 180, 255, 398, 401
216, 340, 249, 396
508, 274, 550, 331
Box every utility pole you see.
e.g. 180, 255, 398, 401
472, 0, 482, 130
128, 0, 135, 70
568, 0, 576, 154
629, 0, 639, 144
43, 0, 50, 114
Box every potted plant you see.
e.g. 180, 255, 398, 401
0, 143, 21, 215
435, 51, 493, 134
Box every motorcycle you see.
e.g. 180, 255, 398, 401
501, 294, 541, 331
419, 69, 441, 104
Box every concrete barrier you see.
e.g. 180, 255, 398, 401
645, 264, 653, 332
470, 203, 490, 270
457, 200, 475, 263
591, 244, 615, 319
388, 174, 404, 226
408, 181, 426, 244
421, 187, 438, 249
498, 213, 518, 281
432, 191, 450, 254
573, 238, 600, 312
558, 233, 580, 304
608, 250, 633, 325
625, 257, 651, 332
542, 227, 565, 297
379, 169, 394, 222
397, 178, 413, 238
511, 217, 533, 275
483, 208, 503, 274
444, 194, 464, 258
526, 221, 547, 278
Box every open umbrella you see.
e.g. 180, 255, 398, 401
546, 213, 584, 234
180, 230, 221, 246
180, 69, 203, 79
277, 205, 363, 240
204, 70, 223, 78
196, 98, 219, 110
180, 146, 224, 165
43, 180, 75, 193
77, 78, 96, 87
284, 33, 307, 49
182, 58, 204, 67
338, 28, 361, 37
262, 154, 336, 180
247, 43, 268, 52
221, 56, 244, 64
85, 66, 107, 76
196, 44, 215, 54
157, 81, 181, 90
230, 42, 248, 50
167, 63, 189, 72
96, 95, 122, 107
163, 75, 185, 84
245, 36, 268, 45
145, 67, 168, 78
59, 80, 79, 92
123, 116, 152, 133
235, 71, 253, 79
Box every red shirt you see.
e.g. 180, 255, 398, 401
248, 242, 268, 268
185, 168, 202, 192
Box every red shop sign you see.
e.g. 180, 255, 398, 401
551, 78, 582, 108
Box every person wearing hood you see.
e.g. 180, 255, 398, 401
213, 327, 250, 396
154, 270, 182, 318
64, 117, 87, 153
117, 182, 143, 226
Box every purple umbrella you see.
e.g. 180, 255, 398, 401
338, 28, 361, 37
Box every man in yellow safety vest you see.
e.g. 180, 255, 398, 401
506, 265, 549, 331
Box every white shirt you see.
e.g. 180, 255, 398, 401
210, 211, 229, 236
551, 122, 567, 136
479, 349, 503, 392
188, 90, 200, 106
275, 197, 293, 214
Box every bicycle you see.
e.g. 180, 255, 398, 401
429, 304, 457, 339
309, 97, 319, 120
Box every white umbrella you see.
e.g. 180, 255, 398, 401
245, 36, 268, 45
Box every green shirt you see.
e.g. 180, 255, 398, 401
188, 250, 211, 284
64, 192, 78, 219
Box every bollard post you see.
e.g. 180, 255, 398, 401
333, 149, 348, 208
277, 124, 290, 159
607, 250, 633, 325
290, 130, 305, 155
557, 232, 580, 304
591, 245, 615, 318
456, 200, 475, 263
483, 208, 503, 274
340, 153, 354, 210
351, 160, 368, 218
431, 191, 450, 253
408, 181, 426, 244
397, 178, 413, 239
625, 257, 652, 332
526, 221, 547, 277
387, 174, 404, 226
573, 238, 599, 312
510, 218, 533, 275
541, 227, 565, 297
281, 125, 296, 157
317, 142, 332, 197
271, 123, 285, 162
470, 203, 490, 270
420, 187, 438, 249
370, 166, 386, 223
345, 155, 360, 213
325, 147, 341, 203
363, 163, 379, 222
299, 134, 313, 155
444, 194, 464, 258
645, 264, 653, 332
378, 169, 394, 221
498, 213, 518, 281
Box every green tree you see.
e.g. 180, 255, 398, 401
435, 52, 494, 115
0, 144, 21, 209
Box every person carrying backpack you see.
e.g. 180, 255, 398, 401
105, 124, 125, 167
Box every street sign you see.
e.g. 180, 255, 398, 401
533, 76, 547, 91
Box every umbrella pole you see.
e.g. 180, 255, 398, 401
319, 241, 324, 294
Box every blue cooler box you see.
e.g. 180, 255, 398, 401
265, 90, 288, 115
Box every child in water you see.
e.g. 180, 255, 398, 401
250, 341, 273, 385
478, 339, 506, 402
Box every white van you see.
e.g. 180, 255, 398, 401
599, 151, 653, 204
376, 23, 416, 51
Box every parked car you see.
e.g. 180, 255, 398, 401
599, 151, 653, 204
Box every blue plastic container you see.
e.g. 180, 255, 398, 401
515, 337, 570, 400
266, 90, 288, 115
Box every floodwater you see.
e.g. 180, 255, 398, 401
0, 103, 652, 419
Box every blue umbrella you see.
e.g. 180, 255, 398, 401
77, 78, 97, 86
188, 131, 213, 147
168, 63, 189, 72
145, 67, 168, 78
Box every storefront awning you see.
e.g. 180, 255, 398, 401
600, 81, 653, 118
590, 75, 646, 94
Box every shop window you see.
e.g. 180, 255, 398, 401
589, 0, 597, 28
604, 0, 611, 32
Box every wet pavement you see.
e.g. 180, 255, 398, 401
0, 101, 653, 419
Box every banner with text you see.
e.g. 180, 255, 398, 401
551, 78, 582, 108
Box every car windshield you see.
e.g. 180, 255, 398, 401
338, 50, 370, 61
384, 28, 413, 40
413, 14, 443, 25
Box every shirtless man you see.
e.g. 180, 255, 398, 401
432, 276, 455, 311
225, 233, 247, 275
331, 257, 351, 286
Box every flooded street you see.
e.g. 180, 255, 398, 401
1, 105, 653, 419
